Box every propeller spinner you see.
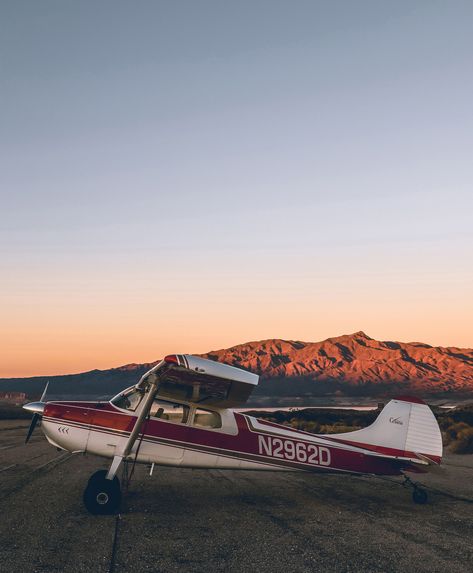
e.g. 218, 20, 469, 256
23, 382, 49, 444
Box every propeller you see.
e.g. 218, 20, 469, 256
40, 382, 49, 402
24, 382, 49, 444
25, 413, 40, 444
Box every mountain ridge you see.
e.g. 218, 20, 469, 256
1, 332, 473, 398
200, 332, 473, 396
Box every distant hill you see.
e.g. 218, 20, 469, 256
1, 332, 473, 400
201, 332, 473, 399
0, 362, 158, 399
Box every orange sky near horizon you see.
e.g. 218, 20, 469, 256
2, 246, 472, 378
3, 316, 473, 379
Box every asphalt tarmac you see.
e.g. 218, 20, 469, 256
0, 420, 472, 573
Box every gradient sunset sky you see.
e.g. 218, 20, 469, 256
1, 1, 472, 377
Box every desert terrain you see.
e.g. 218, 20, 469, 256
0, 420, 472, 573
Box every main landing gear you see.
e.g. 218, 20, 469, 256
83, 470, 122, 515
402, 474, 428, 504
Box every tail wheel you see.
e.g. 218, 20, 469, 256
83, 470, 122, 515
412, 487, 428, 504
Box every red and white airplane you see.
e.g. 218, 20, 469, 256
23, 354, 443, 514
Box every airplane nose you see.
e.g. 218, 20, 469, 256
23, 401, 46, 415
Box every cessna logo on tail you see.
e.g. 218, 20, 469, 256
389, 417, 403, 425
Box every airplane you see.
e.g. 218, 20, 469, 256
23, 354, 443, 514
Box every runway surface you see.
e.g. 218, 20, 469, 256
0, 420, 472, 573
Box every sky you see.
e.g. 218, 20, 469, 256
1, 1, 472, 377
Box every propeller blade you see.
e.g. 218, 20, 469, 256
24, 383, 49, 444
40, 381, 49, 402
25, 413, 40, 444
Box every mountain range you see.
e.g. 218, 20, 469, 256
1, 332, 473, 400
202, 331, 473, 399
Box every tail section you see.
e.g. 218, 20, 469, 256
330, 397, 442, 465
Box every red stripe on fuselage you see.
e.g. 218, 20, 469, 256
248, 414, 440, 465
320, 435, 442, 465
44, 402, 418, 475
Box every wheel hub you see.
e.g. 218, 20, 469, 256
96, 492, 109, 505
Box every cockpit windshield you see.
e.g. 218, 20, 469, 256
110, 388, 144, 412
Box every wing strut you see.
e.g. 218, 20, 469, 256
106, 361, 164, 480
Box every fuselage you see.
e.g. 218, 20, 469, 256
40, 391, 422, 477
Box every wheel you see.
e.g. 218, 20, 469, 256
412, 487, 428, 504
87, 469, 119, 487
83, 471, 122, 515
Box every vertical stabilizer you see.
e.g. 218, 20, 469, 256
330, 397, 442, 464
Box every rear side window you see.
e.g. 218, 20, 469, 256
193, 408, 222, 429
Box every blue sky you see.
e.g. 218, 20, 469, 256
1, 1, 472, 375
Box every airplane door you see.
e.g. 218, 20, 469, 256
139, 398, 190, 465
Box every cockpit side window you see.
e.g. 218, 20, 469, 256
111, 389, 144, 412
150, 398, 190, 424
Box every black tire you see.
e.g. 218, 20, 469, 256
412, 487, 428, 505
87, 469, 107, 484
83, 473, 122, 515
87, 469, 120, 487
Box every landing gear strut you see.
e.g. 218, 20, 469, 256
83, 470, 122, 515
402, 474, 428, 504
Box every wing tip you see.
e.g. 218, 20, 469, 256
395, 395, 426, 405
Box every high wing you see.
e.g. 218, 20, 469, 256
136, 354, 259, 408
